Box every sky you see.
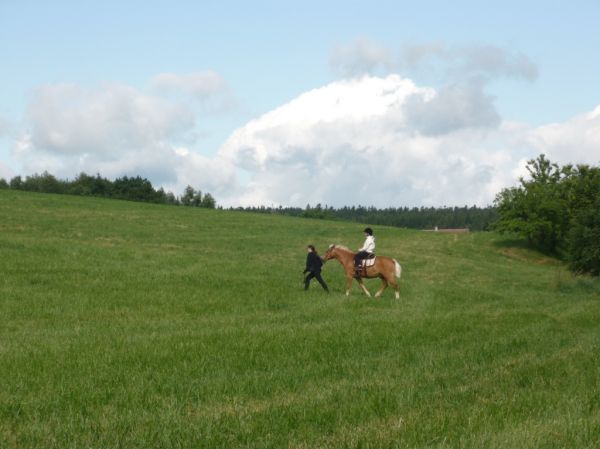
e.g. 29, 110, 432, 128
1, 0, 600, 207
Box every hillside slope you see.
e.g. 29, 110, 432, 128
1, 190, 599, 449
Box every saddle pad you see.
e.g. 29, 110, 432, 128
361, 257, 376, 268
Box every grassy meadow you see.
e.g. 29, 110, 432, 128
1, 190, 599, 449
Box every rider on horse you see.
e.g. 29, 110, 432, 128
354, 227, 375, 279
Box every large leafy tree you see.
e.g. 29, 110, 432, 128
494, 154, 570, 252
22, 171, 65, 194
200, 192, 216, 209
564, 165, 600, 274
180, 185, 196, 206
495, 154, 600, 275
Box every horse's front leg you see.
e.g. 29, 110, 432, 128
358, 279, 371, 297
345, 274, 353, 296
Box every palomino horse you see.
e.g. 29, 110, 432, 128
323, 245, 402, 299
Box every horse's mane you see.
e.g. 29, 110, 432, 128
331, 244, 352, 252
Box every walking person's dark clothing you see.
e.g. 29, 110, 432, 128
304, 245, 329, 292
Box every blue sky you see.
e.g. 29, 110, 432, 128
1, 1, 600, 206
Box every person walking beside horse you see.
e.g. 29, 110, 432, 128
303, 245, 329, 293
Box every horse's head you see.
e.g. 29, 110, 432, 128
323, 244, 336, 261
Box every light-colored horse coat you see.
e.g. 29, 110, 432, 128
323, 244, 402, 299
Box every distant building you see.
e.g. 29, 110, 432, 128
424, 227, 470, 233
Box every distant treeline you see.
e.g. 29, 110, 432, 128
0, 172, 216, 208
1, 170, 498, 230
229, 204, 498, 231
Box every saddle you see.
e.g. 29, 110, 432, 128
359, 254, 376, 268
354, 254, 376, 279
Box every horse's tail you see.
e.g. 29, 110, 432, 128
393, 259, 402, 278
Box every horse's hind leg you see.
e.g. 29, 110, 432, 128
389, 277, 400, 299
374, 277, 388, 298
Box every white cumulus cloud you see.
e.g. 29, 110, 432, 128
330, 36, 394, 78
403, 79, 501, 136
12, 77, 237, 193
330, 38, 538, 82
8, 72, 599, 208
150, 71, 227, 98
217, 75, 530, 207
24, 82, 194, 158
149, 71, 235, 112
527, 105, 600, 166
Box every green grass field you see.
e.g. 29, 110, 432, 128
1, 190, 599, 449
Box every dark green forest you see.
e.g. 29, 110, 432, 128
232, 204, 497, 232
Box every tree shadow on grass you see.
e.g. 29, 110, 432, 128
493, 236, 600, 293
492, 236, 564, 265
493, 237, 533, 251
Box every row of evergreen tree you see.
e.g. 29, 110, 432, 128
494, 154, 600, 275
230, 204, 498, 231
1, 171, 497, 231
0, 172, 216, 208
